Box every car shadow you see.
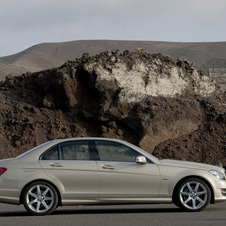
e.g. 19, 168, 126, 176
54, 206, 185, 215
0, 206, 185, 217
0, 211, 30, 217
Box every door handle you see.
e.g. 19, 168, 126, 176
101, 164, 114, 170
50, 162, 63, 167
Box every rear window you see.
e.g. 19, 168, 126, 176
40, 141, 90, 160
41, 146, 59, 160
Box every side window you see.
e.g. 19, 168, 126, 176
95, 141, 140, 162
60, 141, 90, 160
41, 146, 59, 160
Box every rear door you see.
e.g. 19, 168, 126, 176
39, 140, 99, 199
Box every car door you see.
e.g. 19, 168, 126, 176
94, 140, 160, 198
39, 140, 99, 199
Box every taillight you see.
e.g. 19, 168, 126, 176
0, 167, 7, 176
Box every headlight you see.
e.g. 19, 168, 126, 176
210, 169, 225, 180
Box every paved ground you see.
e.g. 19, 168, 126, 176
0, 202, 226, 226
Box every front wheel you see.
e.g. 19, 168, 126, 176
23, 181, 58, 215
174, 178, 211, 212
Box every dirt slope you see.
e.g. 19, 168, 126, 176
0, 50, 225, 167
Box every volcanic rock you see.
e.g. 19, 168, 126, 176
0, 50, 225, 166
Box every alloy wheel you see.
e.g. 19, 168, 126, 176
179, 180, 209, 211
23, 182, 58, 215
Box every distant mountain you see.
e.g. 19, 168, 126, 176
1, 40, 226, 80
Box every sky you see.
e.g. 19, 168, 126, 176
0, 0, 226, 57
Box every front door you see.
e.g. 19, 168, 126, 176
94, 140, 160, 198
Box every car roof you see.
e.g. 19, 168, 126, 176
16, 137, 160, 164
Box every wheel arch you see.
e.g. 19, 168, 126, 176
19, 179, 62, 206
172, 176, 215, 204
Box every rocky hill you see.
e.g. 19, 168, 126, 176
0, 49, 225, 166
1, 40, 226, 81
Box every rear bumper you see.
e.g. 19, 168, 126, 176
0, 178, 20, 205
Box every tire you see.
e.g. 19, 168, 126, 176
23, 181, 58, 215
174, 178, 211, 212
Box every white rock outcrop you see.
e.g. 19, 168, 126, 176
84, 54, 216, 104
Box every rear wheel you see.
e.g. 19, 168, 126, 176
23, 181, 58, 215
174, 178, 211, 212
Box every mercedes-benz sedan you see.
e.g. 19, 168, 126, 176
0, 138, 226, 215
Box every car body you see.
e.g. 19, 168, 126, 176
0, 137, 226, 215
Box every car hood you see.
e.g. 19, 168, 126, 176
159, 159, 223, 171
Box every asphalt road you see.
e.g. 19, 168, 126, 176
0, 202, 226, 226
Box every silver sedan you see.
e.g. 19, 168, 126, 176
0, 138, 226, 215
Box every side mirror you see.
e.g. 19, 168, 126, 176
136, 156, 147, 164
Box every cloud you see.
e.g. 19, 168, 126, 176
1, 0, 225, 28
171, 0, 226, 20
59, 23, 90, 41
0, 0, 226, 56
